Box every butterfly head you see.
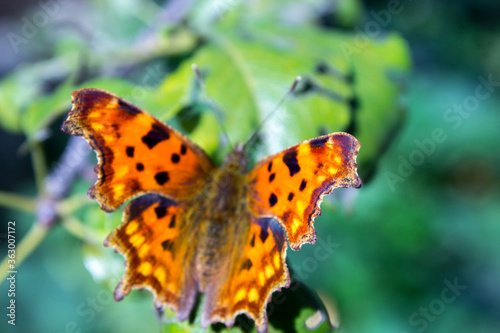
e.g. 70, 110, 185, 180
222, 143, 248, 173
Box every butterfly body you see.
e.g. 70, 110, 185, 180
62, 88, 362, 333
190, 150, 250, 289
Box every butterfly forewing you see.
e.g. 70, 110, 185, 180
246, 133, 362, 250
61, 88, 215, 212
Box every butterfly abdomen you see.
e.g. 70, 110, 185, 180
192, 156, 250, 291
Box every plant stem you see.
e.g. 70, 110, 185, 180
0, 191, 36, 213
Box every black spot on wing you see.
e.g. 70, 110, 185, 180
283, 150, 300, 177
252, 218, 285, 250
126, 146, 134, 158
267, 161, 273, 172
126, 195, 175, 221
259, 226, 269, 243
269, 173, 275, 183
300, 179, 307, 191
154, 205, 167, 219
169, 215, 176, 228
155, 171, 169, 185
180, 144, 187, 155
241, 259, 253, 270
269, 193, 278, 207
136, 162, 144, 171
161, 239, 173, 251
287, 192, 295, 201
309, 136, 329, 148
142, 124, 170, 149
171, 153, 180, 163
118, 99, 141, 116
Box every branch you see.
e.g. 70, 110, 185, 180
0, 192, 36, 213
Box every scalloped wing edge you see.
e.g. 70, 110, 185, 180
247, 132, 362, 251
61, 88, 215, 212
103, 194, 197, 322
201, 219, 291, 333
291, 132, 362, 251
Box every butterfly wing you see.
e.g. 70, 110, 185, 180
61, 88, 215, 212
104, 194, 198, 320
246, 133, 362, 251
62, 88, 214, 320
202, 218, 289, 333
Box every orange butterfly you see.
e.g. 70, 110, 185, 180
61, 88, 362, 332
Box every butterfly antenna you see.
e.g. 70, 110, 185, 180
192, 64, 232, 148
244, 76, 302, 151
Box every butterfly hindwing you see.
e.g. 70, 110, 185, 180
203, 218, 289, 333
61, 88, 215, 212
104, 194, 198, 320
246, 133, 362, 250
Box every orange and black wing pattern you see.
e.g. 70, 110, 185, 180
246, 133, 361, 250
61, 88, 215, 212
203, 218, 289, 333
104, 194, 198, 321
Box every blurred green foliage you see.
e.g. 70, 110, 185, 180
0, 0, 499, 332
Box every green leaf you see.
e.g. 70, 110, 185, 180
156, 21, 411, 173
0, 65, 43, 133
22, 80, 74, 136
